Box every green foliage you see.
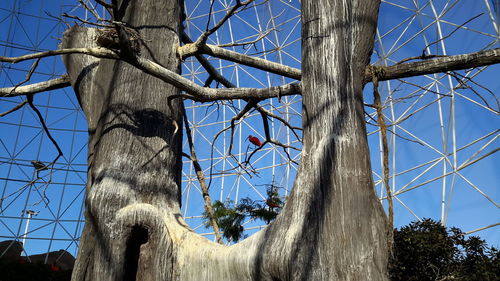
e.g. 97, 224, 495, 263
450, 229, 500, 281
390, 218, 499, 281
203, 200, 245, 242
203, 186, 283, 242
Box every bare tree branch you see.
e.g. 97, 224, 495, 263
0, 100, 28, 117
214, 101, 261, 179
182, 106, 223, 244
61, 12, 113, 28
450, 71, 500, 113
7, 95, 65, 206
0, 76, 71, 97
26, 94, 63, 160
183, 32, 302, 181
133, 52, 302, 100
95, 0, 114, 10
197, 0, 255, 45
180, 32, 235, 88
366, 47, 500, 83
216, 29, 272, 48
255, 105, 302, 141
183, 32, 302, 145
78, 0, 101, 20
2, 45, 498, 102
422, 13, 483, 57
371, 69, 394, 254
208, 115, 255, 190
244, 138, 300, 166
0, 47, 119, 63
0, 47, 300, 100
11, 58, 41, 92
200, 44, 301, 80
178, 34, 301, 80
243, 109, 300, 165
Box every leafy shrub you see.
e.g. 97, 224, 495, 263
390, 219, 499, 281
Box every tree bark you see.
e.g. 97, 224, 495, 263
254, 0, 389, 279
61, 0, 389, 280
62, 1, 184, 280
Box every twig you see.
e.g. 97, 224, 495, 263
227, 100, 259, 156
0, 177, 40, 203
78, 0, 101, 20
395, 78, 451, 99
10, 58, 41, 93
41, 10, 71, 28
450, 71, 499, 112
244, 138, 300, 166
365, 112, 425, 146
61, 12, 113, 28
26, 94, 63, 165
243, 108, 300, 165
181, 37, 302, 173
182, 106, 223, 244
394, 54, 445, 65
0, 100, 28, 117
3, 62, 65, 174
5, 95, 65, 207
217, 29, 272, 48
205, 0, 216, 33
95, 0, 114, 9
423, 13, 483, 56
222, 102, 260, 177
255, 105, 302, 141
207, 112, 257, 189
196, 0, 255, 45
215, 7, 284, 49
370, 66, 394, 254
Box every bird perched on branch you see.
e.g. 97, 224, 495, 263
248, 135, 262, 147
31, 160, 48, 171
266, 199, 281, 209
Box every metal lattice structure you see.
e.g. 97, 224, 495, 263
0, 0, 498, 259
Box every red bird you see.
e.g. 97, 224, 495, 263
248, 135, 262, 147
266, 199, 281, 209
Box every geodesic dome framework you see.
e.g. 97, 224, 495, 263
0, 0, 498, 260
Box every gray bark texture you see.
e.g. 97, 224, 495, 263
61, 0, 389, 280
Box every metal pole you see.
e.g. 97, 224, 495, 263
21, 210, 37, 248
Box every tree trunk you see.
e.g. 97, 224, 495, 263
61, 0, 388, 280
286, 0, 388, 278
62, 1, 184, 280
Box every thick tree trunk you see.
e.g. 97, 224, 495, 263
61, 0, 388, 280
62, 1, 184, 280
235, 0, 388, 279
287, 0, 388, 278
